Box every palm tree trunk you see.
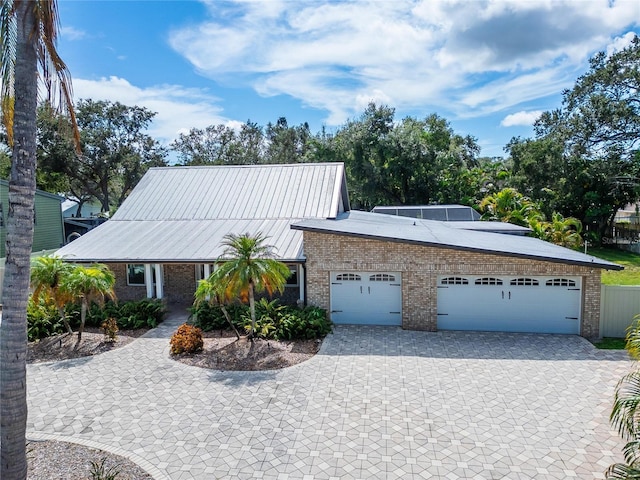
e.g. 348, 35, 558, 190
221, 305, 241, 340
248, 281, 256, 339
0, 2, 38, 478
57, 305, 73, 334
78, 299, 87, 342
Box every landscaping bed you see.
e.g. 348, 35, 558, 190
27, 327, 147, 364
172, 329, 323, 370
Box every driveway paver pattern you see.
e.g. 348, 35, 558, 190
28, 310, 632, 479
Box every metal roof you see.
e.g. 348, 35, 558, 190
56, 163, 348, 262
56, 219, 304, 262
113, 163, 349, 221
292, 210, 622, 271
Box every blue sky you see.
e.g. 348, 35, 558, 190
57, 0, 640, 159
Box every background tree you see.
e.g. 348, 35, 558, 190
37, 99, 167, 212
477, 188, 541, 227
171, 121, 266, 166
211, 233, 290, 338
0, 1, 78, 477
264, 117, 311, 164
527, 37, 640, 240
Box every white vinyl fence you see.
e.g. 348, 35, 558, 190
600, 285, 640, 338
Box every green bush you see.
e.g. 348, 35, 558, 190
115, 299, 166, 329
68, 299, 166, 330
190, 302, 245, 331
27, 297, 65, 341
29, 297, 166, 339
190, 299, 330, 340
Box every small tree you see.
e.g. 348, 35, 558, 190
30, 255, 75, 334
194, 276, 241, 340
63, 263, 115, 341
212, 233, 290, 338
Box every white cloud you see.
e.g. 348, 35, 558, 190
169, 0, 640, 125
60, 26, 86, 41
501, 110, 544, 127
72, 76, 232, 144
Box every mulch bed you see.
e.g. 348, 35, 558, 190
172, 330, 323, 370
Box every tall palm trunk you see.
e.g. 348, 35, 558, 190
248, 280, 256, 339
78, 299, 88, 342
0, 2, 38, 478
57, 305, 73, 334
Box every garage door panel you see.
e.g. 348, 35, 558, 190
437, 276, 581, 334
331, 271, 401, 326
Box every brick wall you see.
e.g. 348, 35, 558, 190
106, 263, 147, 302
164, 264, 197, 305
303, 232, 603, 339
106, 262, 302, 307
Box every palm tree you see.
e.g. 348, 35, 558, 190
30, 255, 75, 334
478, 187, 542, 227
63, 264, 116, 342
194, 277, 241, 340
607, 316, 640, 479
1, 2, 78, 477
213, 233, 290, 338
547, 212, 583, 250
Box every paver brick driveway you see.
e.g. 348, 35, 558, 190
28, 311, 631, 479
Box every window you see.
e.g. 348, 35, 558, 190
0, 202, 3, 227
369, 274, 395, 282
475, 277, 503, 285
286, 265, 299, 286
441, 277, 468, 285
196, 264, 216, 281
510, 278, 539, 286
546, 278, 576, 287
127, 264, 146, 286
335, 273, 361, 281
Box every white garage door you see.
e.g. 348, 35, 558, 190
331, 272, 401, 325
437, 275, 581, 334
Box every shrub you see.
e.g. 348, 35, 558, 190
234, 299, 331, 340
170, 324, 204, 355
190, 302, 245, 331
89, 458, 121, 480
101, 318, 119, 342
27, 296, 65, 341
67, 299, 166, 330
191, 298, 332, 341
116, 299, 166, 329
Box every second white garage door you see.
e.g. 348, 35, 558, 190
330, 271, 401, 325
437, 275, 582, 334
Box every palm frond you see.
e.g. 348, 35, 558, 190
612, 370, 640, 441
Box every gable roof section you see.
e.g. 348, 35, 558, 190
56, 163, 349, 262
292, 210, 622, 270
113, 163, 349, 220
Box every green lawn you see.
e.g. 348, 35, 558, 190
592, 337, 627, 350
588, 247, 640, 285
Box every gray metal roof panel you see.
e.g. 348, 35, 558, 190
291, 210, 622, 270
112, 163, 346, 221
56, 219, 304, 262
